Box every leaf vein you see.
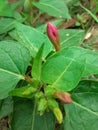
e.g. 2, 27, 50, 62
73, 101, 98, 117
61, 31, 83, 45
0, 68, 24, 79
52, 60, 73, 87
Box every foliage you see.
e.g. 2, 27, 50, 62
0, 0, 98, 130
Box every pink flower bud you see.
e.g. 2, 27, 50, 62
54, 91, 72, 104
47, 22, 60, 51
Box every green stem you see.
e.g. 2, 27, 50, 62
79, 3, 98, 23
30, 0, 34, 25
32, 12, 42, 25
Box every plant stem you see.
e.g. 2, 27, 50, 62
79, 3, 98, 23
32, 11, 42, 25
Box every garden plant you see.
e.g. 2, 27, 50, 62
0, 0, 98, 130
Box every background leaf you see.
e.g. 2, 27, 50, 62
0, 17, 24, 35
56, 47, 98, 76
64, 80, 98, 130
0, 18, 16, 34
0, 97, 13, 119
60, 29, 85, 49
0, 40, 30, 99
0, 0, 14, 17
0, 0, 24, 18
33, 0, 71, 19
11, 98, 55, 130
15, 22, 52, 58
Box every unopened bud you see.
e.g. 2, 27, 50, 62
48, 99, 63, 124
54, 91, 72, 104
53, 107, 63, 124
37, 98, 47, 116
47, 22, 60, 51
22, 87, 36, 96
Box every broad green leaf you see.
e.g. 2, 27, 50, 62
60, 29, 85, 49
41, 48, 85, 91
0, 40, 30, 99
9, 30, 18, 40
0, 97, 13, 119
56, 47, 98, 76
72, 80, 98, 93
0, 0, 14, 17
15, 22, 52, 58
0, 34, 5, 41
11, 98, 55, 130
59, 47, 98, 76
0, 18, 16, 34
33, 0, 71, 19
0, 17, 24, 35
13, 12, 24, 21
41, 46, 98, 91
0, 0, 24, 18
64, 80, 98, 130
31, 44, 44, 81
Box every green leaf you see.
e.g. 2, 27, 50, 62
0, 0, 24, 18
60, 29, 85, 49
15, 22, 52, 58
13, 12, 24, 21
73, 80, 98, 93
64, 80, 98, 130
11, 98, 55, 130
0, 34, 6, 41
33, 0, 71, 19
31, 43, 44, 81
0, 0, 14, 17
9, 30, 18, 40
59, 47, 98, 76
0, 40, 30, 99
41, 47, 85, 91
0, 97, 13, 119
0, 18, 16, 34
41, 46, 98, 91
